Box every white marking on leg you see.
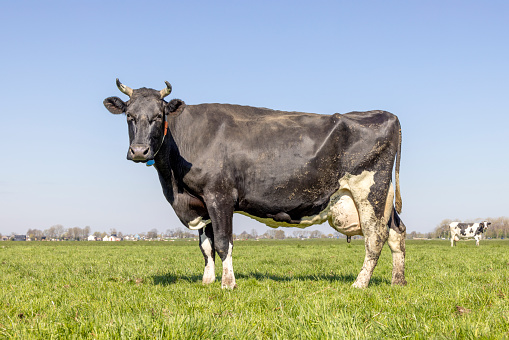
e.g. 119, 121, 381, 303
200, 231, 215, 284
221, 242, 236, 289
388, 228, 406, 285
450, 222, 459, 246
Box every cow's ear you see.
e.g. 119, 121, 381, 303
103, 97, 127, 115
165, 99, 186, 116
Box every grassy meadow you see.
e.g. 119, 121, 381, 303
1, 238, 509, 339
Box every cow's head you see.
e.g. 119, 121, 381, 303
483, 221, 491, 230
103, 79, 180, 163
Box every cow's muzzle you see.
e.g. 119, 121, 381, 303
128, 144, 152, 162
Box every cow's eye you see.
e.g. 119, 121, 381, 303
150, 114, 162, 123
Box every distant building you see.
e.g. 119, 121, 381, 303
87, 235, 97, 241
13, 235, 27, 241
103, 235, 121, 242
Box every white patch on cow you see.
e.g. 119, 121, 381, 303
188, 216, 211, 230
387, 227, 406, 285
200, 229, 215, 284
221, 242, 236, 289
388, 228, 403, 253
329, 190, 361, 236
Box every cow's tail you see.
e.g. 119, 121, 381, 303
395, 124, 402, 214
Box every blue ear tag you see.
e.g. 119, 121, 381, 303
146, 160, 155, 167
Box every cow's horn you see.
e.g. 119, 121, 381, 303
160, 81, 172, 99
116, 78, 133, 97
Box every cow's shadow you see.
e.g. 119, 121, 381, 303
152, 273, 203, 286
152, 272, 389, 286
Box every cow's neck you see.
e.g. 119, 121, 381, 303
153, 133, 195, 210
153, 139, 177, 204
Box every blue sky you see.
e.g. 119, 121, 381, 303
1, 1, 508, 236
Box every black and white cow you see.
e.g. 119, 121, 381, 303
103, 80, 407, 288
450, 221, 491, 246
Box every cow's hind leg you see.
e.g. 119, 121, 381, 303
353, 216, 389, 288
341, 171, 389, 288
387, 208, 407, 286
452, 235, 459, 247
199, 225, 216, 284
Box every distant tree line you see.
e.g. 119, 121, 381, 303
131, 228, 341, 240
233, 229, 347, 240
133, 228, 199, 240
163, 228, 197, 239
25, 225, 92, 241
0, 225, 357, 241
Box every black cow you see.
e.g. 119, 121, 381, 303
104, 80, 407, 288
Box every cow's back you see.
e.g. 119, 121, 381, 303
175, 104, 399, 170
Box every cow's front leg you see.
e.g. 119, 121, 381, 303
353, 219, 389, 288
199, 225, 216, 284
218, 237, 235, 289
204, 194, 236, 289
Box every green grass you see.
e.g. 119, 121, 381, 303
1, 239, 509, 339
